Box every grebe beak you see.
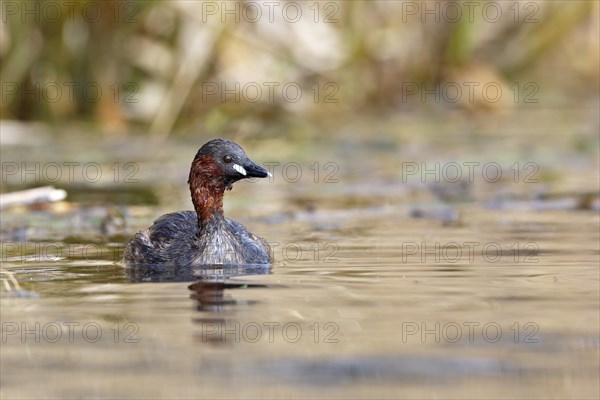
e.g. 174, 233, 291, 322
243, 161, 269, 178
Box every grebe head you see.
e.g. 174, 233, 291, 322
188, 139, 269, 223
193, 138, 269, 185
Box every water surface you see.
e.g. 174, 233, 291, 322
2, 205, 598, 399
1, 125, 599, 399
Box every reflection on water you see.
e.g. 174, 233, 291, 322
125, 263, 271, 283
1, 206, 598, 399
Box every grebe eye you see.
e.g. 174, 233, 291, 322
223, 155, 233, 163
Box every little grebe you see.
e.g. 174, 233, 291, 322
123, 139, 271, 266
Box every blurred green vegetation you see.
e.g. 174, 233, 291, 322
0, 0, 598, 138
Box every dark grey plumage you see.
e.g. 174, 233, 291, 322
123, 139, 271, 267
124, 211, 270, 265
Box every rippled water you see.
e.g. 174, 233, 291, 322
1, 205, 598, 399
2, 120, 599, 398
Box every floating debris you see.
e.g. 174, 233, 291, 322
0, 269, 39, 298
0, 186, 67, 210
